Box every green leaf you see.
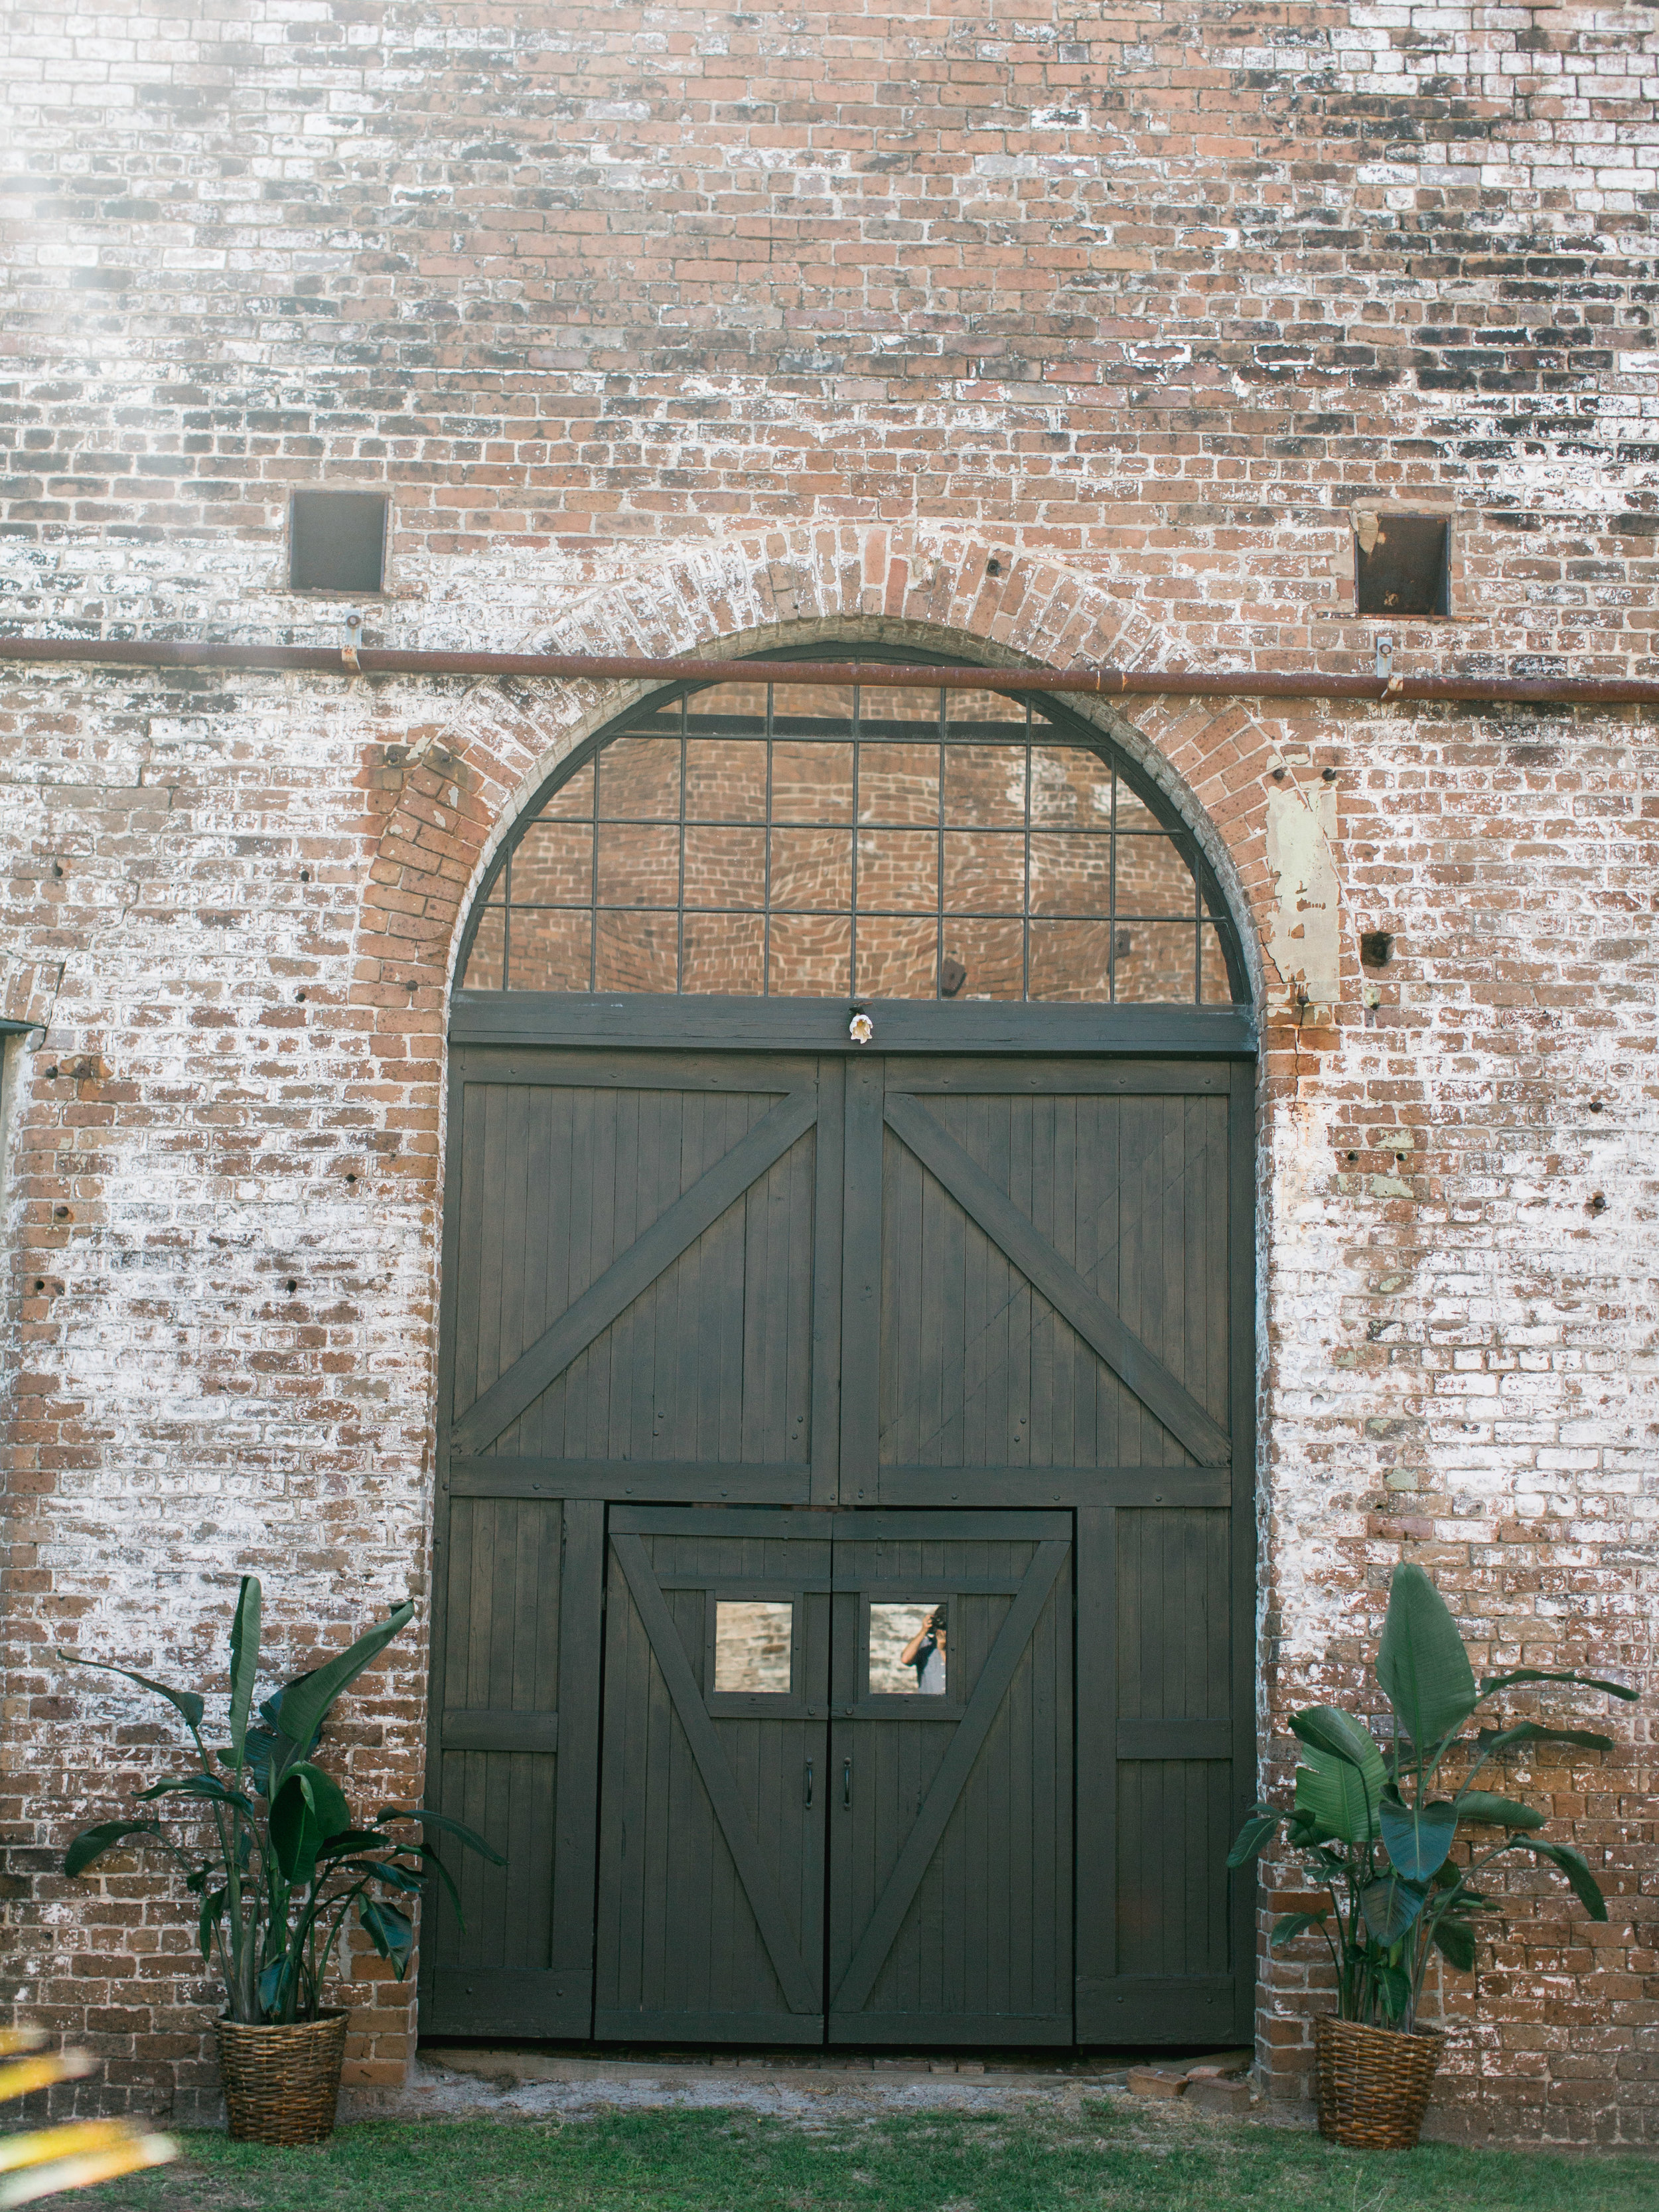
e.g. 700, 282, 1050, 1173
1269, 1911, 1329, 1949
1431, 1915, 1478, 1973
64, 1820, 165, 1878
1288, 1708, 1385, 1844
257, 1957, 295, 2021
196, 1884, 228, 1960
1477, 1722, 1615, 1758
1291, 1704, 1386, 1779
1480, 1668, 1636, 1702
1226, 1810, 1279, 1868
1380, 1793, 1457, 1881
135, 1774, 248, 1808
1527, 1840, 1609, 1922
411, 1841, 465, 1927
269, 1764, 352, 1888
1374, 1961, 1413, 2021
1295, 1743, 1381, 1846
376, 1804, 504, 1865
1360, 1872, 1428, 1945
313, 1827, 392, 1862
56, 1651, 205, 1735
1455, 1790, 1545, 1830
1376, 1563, 1478, 1751
275, 1601, 415, 1756
227, 1576, 262, 1768
358, 1897, 415, 1977
334, 1858, 425, 1895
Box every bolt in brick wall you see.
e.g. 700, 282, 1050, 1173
0, 1, 1655, 2142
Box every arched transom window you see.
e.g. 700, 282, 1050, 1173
461, 672, 1241, 1004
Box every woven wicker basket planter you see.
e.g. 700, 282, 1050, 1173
216, 2012, 349, 2145
1315, 2015, 1444, 2150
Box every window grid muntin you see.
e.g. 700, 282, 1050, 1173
465, 678, 1237, 1004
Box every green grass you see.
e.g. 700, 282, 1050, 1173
87, 2104, 1655, 2212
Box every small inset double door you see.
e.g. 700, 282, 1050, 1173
596, 1507, 1072, 2044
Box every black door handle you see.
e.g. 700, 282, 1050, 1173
842, 1757, 852, 1808
804, 1759, 814, 1809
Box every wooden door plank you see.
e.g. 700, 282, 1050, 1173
809, 1058, 845, 1506
883, 1094, 1229, 1465
1074, 1503, 1116, 2026
828, 1535, 1070, 2018
839, 1059, 885, 1503
454, 1087, 818, 1453
548, 1499, 605, 2020
609, 1532, 821, 2016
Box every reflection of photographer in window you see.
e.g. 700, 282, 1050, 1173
900, 1605, 947, 1695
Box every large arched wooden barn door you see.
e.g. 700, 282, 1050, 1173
420, 652, 1257, 2050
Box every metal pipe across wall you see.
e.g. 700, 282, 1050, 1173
0, 635, 1656, 704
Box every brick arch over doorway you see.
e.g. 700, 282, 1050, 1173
356, 527, 1297, 1029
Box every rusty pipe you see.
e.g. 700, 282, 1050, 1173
0, 635, 1655, 704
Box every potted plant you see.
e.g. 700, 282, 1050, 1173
60, 1577, 500, 2144
1231, 1562, 1635, 2148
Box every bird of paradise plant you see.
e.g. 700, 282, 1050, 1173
60, 1578, 500, 2025
1230, 1562, 1636, 2031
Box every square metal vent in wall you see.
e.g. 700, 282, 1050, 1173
289, 492, 388, 593
1354, 512, 1449, 618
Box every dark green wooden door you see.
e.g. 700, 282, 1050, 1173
826, 1512, 1072, 2044
843, 1057, 1253, 2045
425, 1037, 1252, 2048
594, 1510, 830, 2043
588, 1507, 1072, 2045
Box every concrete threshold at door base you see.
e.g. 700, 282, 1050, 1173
348, 2047, 1254, 2123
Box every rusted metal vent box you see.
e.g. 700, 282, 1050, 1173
1355, 514, 1449, 617
289, 492, 388, 593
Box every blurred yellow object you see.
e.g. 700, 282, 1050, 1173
0, 2134, 176, 2209
0, 2043, 177, 2202
0, 2055, 94, 2102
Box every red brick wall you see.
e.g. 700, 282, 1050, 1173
0, 0, 1654, 2142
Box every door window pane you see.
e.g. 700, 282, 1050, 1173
857, 739, 939, 824
597, 733, 680, 819
1031, 747, 1112, 828
598, 824, 680, 909
683, 913, 765, 995
768, 913, 851, 996
1114, 921, 1198, 1003
513, 820, 593, 906
595, 911, 677, 992
856, 829, 937, 913
1029, 834, 1112, 917
944, 829, 1024, 914
685, 738, 768, 823
713, 1600, 794, 1694
510, 908, 591, 992
856, 916, 938, 999
944, 745, 1027, 827
684, 826, 766, 911
1114, 836, 1195, 919
772, 739, 855, 823
940, 917, 1024, 999
868, 1602, 948, 1696
462, 906, 506, 990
